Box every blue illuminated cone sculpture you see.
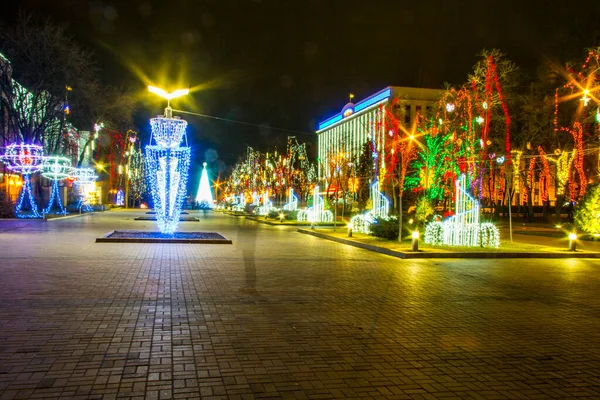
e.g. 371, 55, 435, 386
195, 162, 214, 208
145, 107, 191, 234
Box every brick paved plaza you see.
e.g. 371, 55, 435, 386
1, 210, 600, 399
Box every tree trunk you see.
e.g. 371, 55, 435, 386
398, 194, 403, 243
555, 194, 564, 222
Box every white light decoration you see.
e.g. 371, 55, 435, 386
424, 174, 500, 248
283, 188, 298, 211
254, 189, 273, 216
145, 107, 191, 234
41, 155, 72, 215
446, 103, 455, 112
195, 162, 214, 207
71, 167, 97, 212
476, 116, 485, 124
351, 181, 390, 233
297, 186, 333, 223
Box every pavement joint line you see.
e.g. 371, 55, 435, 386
297, 228, 600, 259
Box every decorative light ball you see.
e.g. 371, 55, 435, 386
446, 103, 455, 112
71, 167, 97, 184
41, 156, 72, 180
1, 143, 44, 174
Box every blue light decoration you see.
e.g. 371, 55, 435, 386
317, 87, 392, 130
1, 143, 44, 218
41, 156, 72, 215
115, 190, 125, 206
195, 162, 214, 207
145, 110, 191, 234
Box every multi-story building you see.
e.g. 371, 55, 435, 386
316, 86, 444, 182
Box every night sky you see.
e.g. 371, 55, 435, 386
2, 0, 600, 169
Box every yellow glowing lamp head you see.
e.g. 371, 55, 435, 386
148, 86, 189, 100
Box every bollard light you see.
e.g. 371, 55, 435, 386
279, 212, 284, 223
568, 232, 577, 251
347, 222, 353, 237
411, 230, 420, 251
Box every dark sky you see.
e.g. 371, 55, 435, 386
2, 0, 600, 168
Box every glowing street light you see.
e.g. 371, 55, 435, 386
148, 86, 189, 106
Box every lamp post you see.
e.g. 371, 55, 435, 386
146, 85, 191, 234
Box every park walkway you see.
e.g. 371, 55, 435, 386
0, 210, 600, 399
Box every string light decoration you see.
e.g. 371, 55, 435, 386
71, 167, 97, 212
537, 147, 551, 203
195, 162, 214, 207
297, 186, 333, 222
145, 108, 191, 234
424, 174, 499, 248
560, 122, 587, 199
350, 181, 390, 233
1, 143, 44, 218
283, 188, 298, 211
41, 156, 72, 215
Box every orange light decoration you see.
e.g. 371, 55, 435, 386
537, 146, 551, 203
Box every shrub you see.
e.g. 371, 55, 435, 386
369, 216, 399, 240
267, 210, 280, 219
283, 210, 298, 220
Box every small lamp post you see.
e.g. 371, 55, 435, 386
347, 221, 353, 237
279, 212, 284, 223
411, 230, 420, 251
568, 232, 577, 251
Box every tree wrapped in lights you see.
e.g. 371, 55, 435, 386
145, 107, 191, 234
1, 143, 44, 218
574, 184, 600, 234
41, 155, 72, 214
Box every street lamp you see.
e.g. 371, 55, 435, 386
148, 86, 190, 118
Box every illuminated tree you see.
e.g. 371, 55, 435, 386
356, 140, 374, 211
574, 184, 600, 234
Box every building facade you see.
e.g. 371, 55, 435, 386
316, 86, 444, 183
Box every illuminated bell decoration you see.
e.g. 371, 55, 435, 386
1, 143, 44, 174
41, 156, 72, 180
146, 114, 191, 234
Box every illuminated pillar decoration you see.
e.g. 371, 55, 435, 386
1, 143, 44, 218
41, 156, 72, 215
350, 181, 390, 233
297, 186, 333, 223
195, 162, 214, 207
145, 109, 191, 234
283, 188, 298, 211
425, 174, 499, 247
71, 167, 97, 212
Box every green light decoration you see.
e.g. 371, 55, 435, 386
574, 184, 600, 234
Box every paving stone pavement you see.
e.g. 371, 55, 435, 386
0, 210, 600, 399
